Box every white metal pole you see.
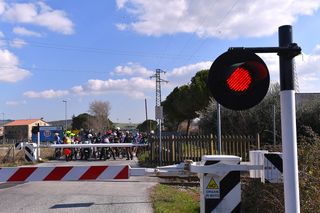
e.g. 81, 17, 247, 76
280, 90, 300, 212
217, 102, 222, 154
37, 131, 40, 161
278, 25, 300, 213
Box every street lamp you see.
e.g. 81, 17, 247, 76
62, 100, 67, 130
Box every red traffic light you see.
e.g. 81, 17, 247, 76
227, 67, 252, 92
207, 51, 270, 110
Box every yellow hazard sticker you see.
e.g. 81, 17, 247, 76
206, 178, 219, 189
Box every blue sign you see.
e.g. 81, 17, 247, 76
32, 126, 63, 143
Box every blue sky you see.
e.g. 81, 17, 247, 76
1, 0, 320, 123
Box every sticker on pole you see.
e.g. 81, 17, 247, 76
204, 176, 220, 199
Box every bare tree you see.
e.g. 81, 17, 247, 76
87, 100, 111, 133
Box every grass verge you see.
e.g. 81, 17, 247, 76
151, 184, 200, 213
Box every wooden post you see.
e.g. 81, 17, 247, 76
199, 135, 203, 161
171, 135, 175, 164
256, 133, 261, 150
12, 144, 15, 163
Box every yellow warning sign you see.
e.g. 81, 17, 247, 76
206, 178, 219, 189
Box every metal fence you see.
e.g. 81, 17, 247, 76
148, 134, 258, 165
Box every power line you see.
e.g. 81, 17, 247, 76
1, 38, 198, 60
0, 65, 108, 74
182, 0, 239, 65
164, 1, 218, 70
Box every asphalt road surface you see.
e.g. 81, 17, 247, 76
0, 158, 159, 213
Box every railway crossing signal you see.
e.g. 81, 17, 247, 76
207, 50, 270, 110
207, 25, 302, 213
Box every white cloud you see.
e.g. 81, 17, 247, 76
259, 53, 279, 82
259, 50, 320, 92
314, 44, 320, 53
117, 0, 320, 38
10, 38, 27, 48
295, 53, 320, 92
2, 2, 74, 35
13, 26, 42, 37
0, 48, 31, 82
116, 0, 129, 9
74, 61, 211, 99
0, 31, 6, 47
168, 61, 211, 77
115, 23, 128, 31
72, 77, 154, 99
71, 85, 84, 94
112, 62, 153, 77
5, 100, 27, 106
165, 61, 211, 86
23, 89, 69, 99
0, 0, 6, 15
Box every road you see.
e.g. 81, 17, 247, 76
0, 158, 159, 213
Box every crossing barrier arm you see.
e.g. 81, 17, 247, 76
190, 162, 263, 177
130, 162, 193, 178
131, 161, 264, 178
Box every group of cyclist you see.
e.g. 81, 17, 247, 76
54, 127, 148, 161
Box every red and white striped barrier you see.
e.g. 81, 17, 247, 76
0, 165, 129, 182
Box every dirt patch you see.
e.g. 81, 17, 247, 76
0, 145, 55, 165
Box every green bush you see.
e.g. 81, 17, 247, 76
242, 131, 320, 212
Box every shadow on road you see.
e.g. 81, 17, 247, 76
50, 201, 152, 209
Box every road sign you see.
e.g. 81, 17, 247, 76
155, 106, 163, 119
205, 177, 220, 199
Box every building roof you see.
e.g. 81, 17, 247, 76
4, 119, 42, 126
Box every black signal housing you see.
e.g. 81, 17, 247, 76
208, 51, 270, 110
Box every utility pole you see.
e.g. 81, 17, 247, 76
145, 98, 149, 134
63, 100, 67, 130
150, 69, 168, 166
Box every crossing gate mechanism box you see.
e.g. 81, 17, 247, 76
249, 150, 283, 183
199, 155, 241, 213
